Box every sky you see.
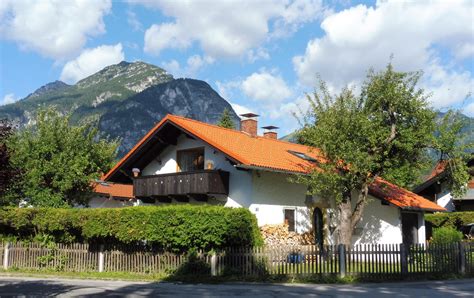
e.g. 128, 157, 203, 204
0, 0, 473, 135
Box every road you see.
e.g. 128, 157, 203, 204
0, 276, 473, 297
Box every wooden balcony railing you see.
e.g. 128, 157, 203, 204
133, 170, 229, 199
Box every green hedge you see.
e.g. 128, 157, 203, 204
0, 206, 263, 251
425, 212, 474, 229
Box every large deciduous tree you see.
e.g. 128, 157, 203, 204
297, 63, 469, 246
6, 108, 119, 207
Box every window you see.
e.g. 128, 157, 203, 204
288, 150, 317, 163
177, 147, 205, 172
284, 209, 296, 232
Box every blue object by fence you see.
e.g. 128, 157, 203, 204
287, 252, 305, 263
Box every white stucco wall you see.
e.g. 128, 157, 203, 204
436, 182, 456, 211
417, 212, 426, 244
250, 171, 310, 233
349, 196, 403, 245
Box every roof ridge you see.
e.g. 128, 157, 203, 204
168, 114, 246, 134
169, 114, 319, 151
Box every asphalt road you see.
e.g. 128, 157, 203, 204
0, 276, 473, 297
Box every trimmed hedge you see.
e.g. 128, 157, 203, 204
425, 212, 474, 230
0, 206, 263, 251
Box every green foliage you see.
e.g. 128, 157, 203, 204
425, 212, 474, 230
432, 111, 473, 198
298, 63, 435, 201
0, 119, 20, 205
296, 62, 472, 245
5, 108, 119, 207
0, 205, 263, 251
171, 248, 211, 276
296, 63, 435, 244
431, 227, 463, 244
217, 108, 236, 129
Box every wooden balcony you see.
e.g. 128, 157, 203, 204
133, 170, 229, 201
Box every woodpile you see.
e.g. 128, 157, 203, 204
260, 224, 315, 246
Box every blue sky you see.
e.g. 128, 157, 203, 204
1, 0, 473, 135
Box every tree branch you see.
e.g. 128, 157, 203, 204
350, 182, 369, 230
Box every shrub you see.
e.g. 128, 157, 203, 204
0, 205, 263, 251
431, 227, 463, 245
425, 212, 474, 230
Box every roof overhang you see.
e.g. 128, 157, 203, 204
104, 116, 243, 183
412, 171, 447, 193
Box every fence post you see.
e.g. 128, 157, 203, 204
400, 243, 408, 276
210, 253, 217, 277
458, 242, 466, 275
3, 243, 9, 270
98, 244, 104, 273
338, 244, 346, 278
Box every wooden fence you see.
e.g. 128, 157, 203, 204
1, 242, 473, 279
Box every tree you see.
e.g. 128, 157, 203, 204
217, 108, 236, 129
6, 108, 119, 207
0, 119, 19, 204
297, 63, 450, 246
432, 110, 472, 198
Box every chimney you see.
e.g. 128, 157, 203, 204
240, 113, 259, 137
262, 126, 279, 139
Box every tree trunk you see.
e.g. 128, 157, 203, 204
336, 184, 370, 246
336, 196, 353, 246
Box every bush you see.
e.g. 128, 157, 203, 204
425, 212, 474, 230
431, 227, 463, 245
0, 205, 263, 251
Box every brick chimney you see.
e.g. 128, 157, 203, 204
262, 126, 279, 139
240, 113, 259, 137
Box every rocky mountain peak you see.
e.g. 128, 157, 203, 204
76, 61, 173, 92
27, 80, 70, 98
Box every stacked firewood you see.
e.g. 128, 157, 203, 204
260, 224, 315, 246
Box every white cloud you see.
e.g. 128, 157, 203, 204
60, 43, 124, 84
162, 55, 214, 77
293, 0, 473, 108
1, 93, 19, 106
242, 70, 292, 103
230, 102, 254, 118
139, 0, 323, 59
464, 102, 474, 117
423, 60, 473, 109
0, 0, 111, 60
216, 80, 242, 101
127, 10, 142, 31
269, 95, 309, 120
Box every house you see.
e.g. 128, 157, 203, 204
90, 182, 134, 208
94, 113, 445, 245
414, 159, 474, 212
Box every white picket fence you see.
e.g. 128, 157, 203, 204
1, 242, 473, 279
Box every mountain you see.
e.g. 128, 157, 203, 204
435, 111, 474, 150
0, 61, 239, 157
99, 78, 240, 155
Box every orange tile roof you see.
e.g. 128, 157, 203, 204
469, 179, 474, 189
426, 160, 449, 181
93, 182, 134, 199
104, 114, 445, 212
370, 179, 446, 212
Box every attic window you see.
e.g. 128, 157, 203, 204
288, 150, 317, 163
